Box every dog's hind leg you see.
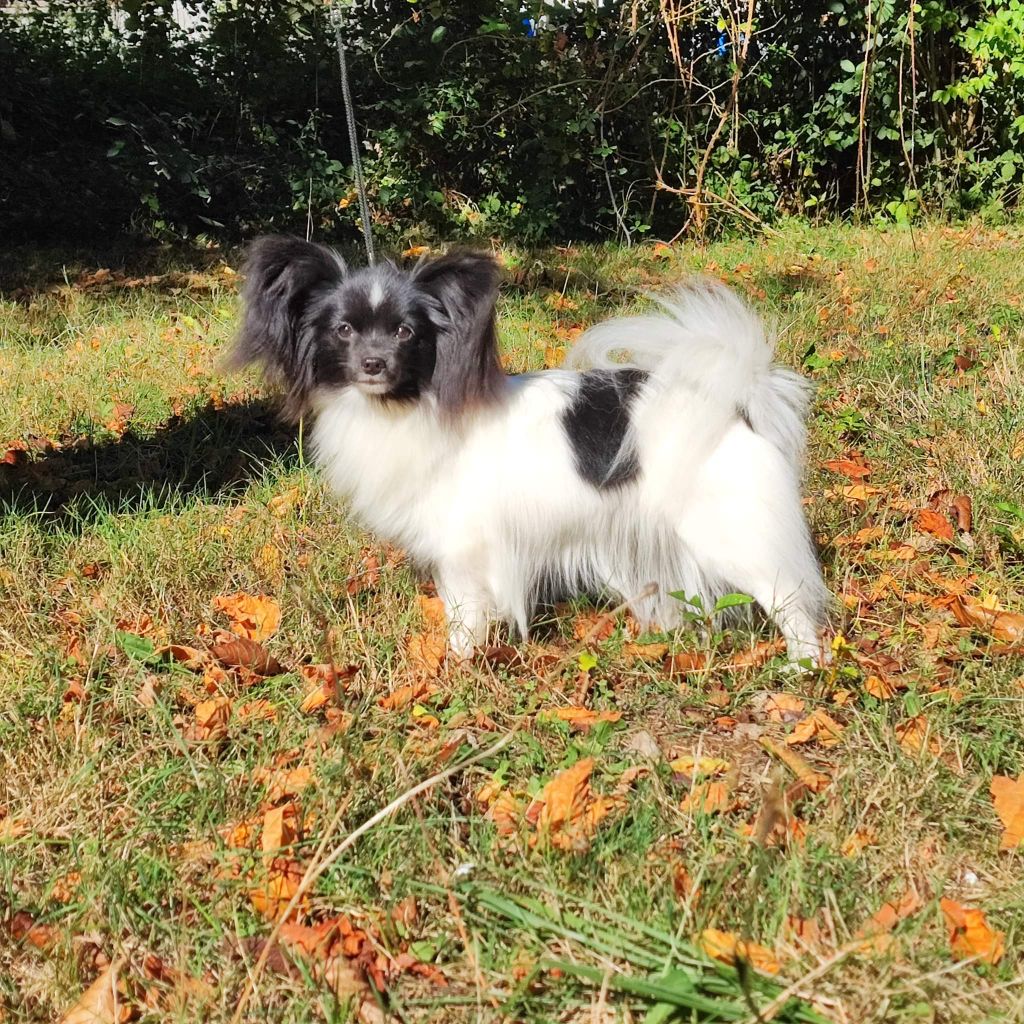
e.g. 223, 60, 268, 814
673, 425, 828, 666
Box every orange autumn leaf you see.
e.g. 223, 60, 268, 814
547, 706, 623, 731
699, 929, 780, 974
951, 596, 1024, 644
762, 692, 806, 723
378, 679, 438, 711
210, 635, 284, 676
249, 857, 305, 921
853, 888, 925, 953
940, 898, 1005, 965
670, 754, 731, 777
528, 758, 593, 833
416, 593, 448, 628
915, 508, 955, 542
623, 641, 669, 662
406, 631, 446, 675
895, 715, 941, 757
486, 791, 522, 837
188, 696, 231, 742
990, 774, 1024, 850
786, 709, 844, 748
211, 592, 281, 642
680, 780, 738, 814
822, 457, 872, 480
833, 526, 885, 547
60, 961, 125, 1024
864, 674, 902, 700
262, 802, 300, 859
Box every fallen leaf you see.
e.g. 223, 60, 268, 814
406, 632, 446, 676
916, 508, 955, 542
760, 692, 806, 723
262, 803, 300, 858
268, 488, 301, 518
759, 737, 830, 792
210, 635, 284, 676
940, 898, 1005, 965
951, 596, 1024, 644
840, 828, 878, 858
786, 709, 844, 748
833, 526, 885, 547
524, 758, 622, 851
379, 679, 438, 711
822, 458, 872, 480
990, 774, 1024, 850
60, 961, 124, 1024
11, 911, 58, 950
680, 780, 738, 814
669, 754, 731, 777
237, 699, 277, 723
546, 706, 622, 731
623, 641, 669, 662
864, 674, 902, 700
895, 715, 940, 757
135, 675, 163, 709
699, 929, 780, 974
187, 697, 231, 743
249, 857, 305, 921
951, 495, 973, 532
211, 592, 281, 642
853, 888, 925, 953
572, 611, 617, 642
346, 550, 381, 596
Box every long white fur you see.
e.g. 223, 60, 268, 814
312, 280, 828, 664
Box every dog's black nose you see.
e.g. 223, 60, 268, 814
361, 357, 386, 376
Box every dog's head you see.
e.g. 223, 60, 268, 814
231, 236, 503, 419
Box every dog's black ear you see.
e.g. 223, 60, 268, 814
412, 249, 504, 414
230, 236, 346, 418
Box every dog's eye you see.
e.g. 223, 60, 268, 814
395, 324, 413, 342
337, 322, 354, 337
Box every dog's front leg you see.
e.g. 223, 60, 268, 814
435, 564, 493, 659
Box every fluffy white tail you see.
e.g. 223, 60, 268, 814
569, 278, 811, 465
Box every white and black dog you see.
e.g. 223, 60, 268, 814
233, 237, 828, 665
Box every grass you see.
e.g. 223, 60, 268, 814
1, 220, 1023, 1023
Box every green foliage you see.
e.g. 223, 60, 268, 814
1, 0, 1022, 244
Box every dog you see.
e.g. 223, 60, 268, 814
232, 237, 828, 665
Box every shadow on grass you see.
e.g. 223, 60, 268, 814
0, 399, 296, 529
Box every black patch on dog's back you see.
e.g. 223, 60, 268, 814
563, 369, 647, 488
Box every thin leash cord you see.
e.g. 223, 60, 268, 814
330, 2, 375, 265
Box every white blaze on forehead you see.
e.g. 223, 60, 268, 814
368, 280, 385, 309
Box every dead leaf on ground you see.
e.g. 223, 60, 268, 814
378, 679, 439, 711
670, 754, 731, 778
60, 960, 125, 1024
406, 631, 446, 675
699, 929, 780, 974
680, 780, 739, 815
990, 774, 1024, 850
951, 595, 1024, 644
249, 857, 305, 921
185, 697, 231, 743
572, 610, 617, 642
853, 887, 925, 954
822, 457, 872, 480
951, 494, 973, 532
759, 737, 830, 792
544, 706, 622, 731
915, 508, 955, 542
895, 715, 941, 757
346, 550, 381, 596
786, 709, 844, 748
758, 692, 806, 723
940, 898, 1005, 965
210, 635, 284, 676
524, 758, 625, 851
211, 592, 281, 642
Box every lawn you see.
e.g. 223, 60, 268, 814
1, 221, 1022, 1023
